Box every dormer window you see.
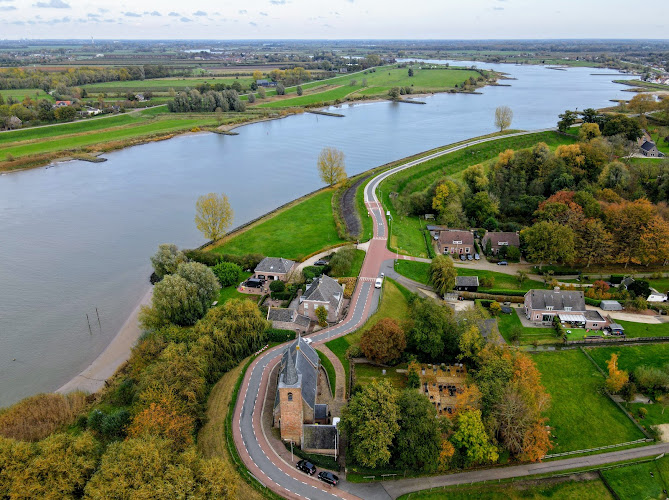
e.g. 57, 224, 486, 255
565, 307, 572, 312
499, 241, 508, 246
453, 240, 462, 245
546, 306, 553, 311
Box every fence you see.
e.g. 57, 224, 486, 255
566, 336, 669, 346
543, 438, 653, 459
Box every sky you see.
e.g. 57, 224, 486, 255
0, 0, 667, 40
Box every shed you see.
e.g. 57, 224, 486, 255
609, 322, 625, 334
455, 276, 479, 292
600, 300, 623, 311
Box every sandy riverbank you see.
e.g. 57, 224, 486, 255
56, 287, 152, 395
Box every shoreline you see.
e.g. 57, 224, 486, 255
56, 287, 152, 396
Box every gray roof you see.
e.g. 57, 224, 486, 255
426, 225, 447, 232
302, 275, 343, 311
456, 276, 479, 287
640, 141, 657, 152
276, 337, 320, 409
584, 310, 605, 321
302, 425, 337, 451
609, 322, 625, 331
255, 257, 295, 274
600, 300, 623, 311
621, 277, 635, 288
315, 404, 329, 420
526, 289, 586, 312
268, 308, 312, 328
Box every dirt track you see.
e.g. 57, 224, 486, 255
340, 174, 371, 237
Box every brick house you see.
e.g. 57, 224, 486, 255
273, 337, 321, 445
524, 289, 606, 329
253, 257, 296, 282
640, 140, 665, 158
437, 229, 475, 255
298, 274, 344, 323
482, 231, 520, 255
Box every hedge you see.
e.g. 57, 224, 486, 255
266, 328, 297, 343
482, 289, 527, 297
271, 291, 292, 301
461, 291, 524, 303
585, 297, 602, 307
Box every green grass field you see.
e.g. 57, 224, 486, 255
257, 84, 362, 108
602, 456, 669, 500
317, 349, 337, 396
647, 277, 669, 294
532, 350, 645, 454
217, 272, 253, 305
379, 131, 576, 257
82, 76, 255, 93
394, 259, 544, 290
211, 189, 345, 261
497, 309, 558, 345
354, 363, 407, 390
0, 88, 54, 102
398, 477, 614, 500
587, 343, 669, 373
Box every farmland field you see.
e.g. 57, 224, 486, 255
82, 76, 255, 93
587, 343, 669, 373
531, 350, 645, 454
0, 88, 54, 102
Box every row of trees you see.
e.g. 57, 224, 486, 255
167, 89, 245, 113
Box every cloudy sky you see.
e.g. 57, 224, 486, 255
1, 0, 667, 39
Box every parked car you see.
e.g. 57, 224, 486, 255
314, 260, 328, 266
474, 253, 480, 260
467, 254, 473, 261
460, 254, 466, 261
244, 278, 264, 288
497, 261, 508, 266
303, 337, 313, 345
296, 460, 317, 475
375, 277, 383, 289
318, 471, 339, 486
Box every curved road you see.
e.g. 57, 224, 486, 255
232, 128, 666, 500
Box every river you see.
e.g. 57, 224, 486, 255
0, 61, 636, 406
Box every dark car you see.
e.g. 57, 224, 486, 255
314, 260, 328, 266
318, 471, 339, 486
296, 460, 316, 475
497, 261, 508, 266
244, 278, 264, 288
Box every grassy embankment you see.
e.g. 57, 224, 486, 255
325, 278, 411, 393
197, 355, 265, 500
256, 66, 482, 108
378, 131, 577, 258
531, 350, 645, 454
0, 107, 267, 171
210, 189, 346, 262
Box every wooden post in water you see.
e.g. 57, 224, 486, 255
96, 307, 101, 331
86, 314, 92, 335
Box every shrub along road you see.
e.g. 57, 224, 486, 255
232, 128, 665, 500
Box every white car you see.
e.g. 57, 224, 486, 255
303, 337, 313, 345
375, 277, 383, 289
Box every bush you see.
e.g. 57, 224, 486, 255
585, 297, 602, 307
0, 392, 88, 442
302, 265, 327, 282
269, 280, 286, 293
480, 276, 495, 288
360, 318, 406, 364
329, 247, 357, 277
271, 291, 292, 301
266, 328, 296, 343
217, 253, 264, 272
212, 261, 242, 287
337, 277, 357, 299
183, 249, 222, 267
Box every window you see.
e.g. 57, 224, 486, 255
499, 241, 508, 246
304, 303, 309, 310
465, 247, 470, 253
287, 392, 293, 401
453, 240, 462, 245
546, 306, 553, 311
565, 307, 572, 312
324, 304, 329, 311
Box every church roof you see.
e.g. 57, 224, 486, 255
275, 337, 320, 409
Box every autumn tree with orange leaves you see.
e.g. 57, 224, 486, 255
606, 353, 629, 393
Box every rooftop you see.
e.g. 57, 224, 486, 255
255, 257, 295, 275
526, 289, 586, 312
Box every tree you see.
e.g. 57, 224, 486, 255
599, 162, 630, 191
462, 164, 489, 193
212, 261, 242, 287
257, 87, 266, 99
393, 390, 440, 471
317, 146, 347, 185
340, 379, 399, 469
458, 325, 485, 362
195, 192, 234, 242
276, 83, 285, 95
638, 217, 669, 266
247, 93, 256, 104
628, 93, 655, 117
606, 354, 629, 393
150, 243, 187, 279
578, 122, 601, 141
128, 399, 194, 451
269, 280, 286, 293
557, 110, 577, 132
151, 267, 219, 327
494, 106, 513, 132
605, 199, 658, 267
360, 318, 406, 364
252, 70, 263, 81
388, 87, 400, 100
296, 85, 303, 96
315, 305, 328, 327
489, 301, 501, 316
428, 254, 457, 296
407, 297, 456, 360
575, 218, 613, 267
408, 68, 414, 77
521, 221, 575, 269
451, 409, 499, 466
54, 105, 76, 122
176, 262, 220, 314
516, 270, 528, 286
464, 191, 499, 226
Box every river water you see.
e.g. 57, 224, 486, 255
0, 61, 636, 406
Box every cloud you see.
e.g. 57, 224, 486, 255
238, 9, 247, 14
150, 10, 160, 16
0, 5, 16, 9
87, 13, 99, 18
259, 11, 268, 16
42, 16, 71, 24
180, 16, 192, 22
124, 12, 141, 17
249, 21, 257, 26
193, 10, 206, 16
168, 11, 179, 16
98, 7, 108, 12
33, 0, 70, 7
269, 0, 287, 4
11, 20, 25, 24
493, 6, 504, 10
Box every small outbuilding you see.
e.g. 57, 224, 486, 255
455, 276, 479, 292
600, 300, 623, 311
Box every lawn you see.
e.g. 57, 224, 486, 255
0, 88, 54, 102
531, 350, 645, 454
394, 259, 544, 291
497, 310, 558, 345
217, 272, 253, 305
564, 328, 597, 341
647, 277, 669, 294
587, 343, 669, 373
212, 189, 346, 261
379, 131, 576, 257
398, 477, 613, 500
615, 320, 669, 339
256, 84, 362, 108
353, 363, 406, 390
601, 455, 669, 500
625, 402, 669, 427
355, 178, 374, 242
316, 349, 336, 396
325, 278, 412, 394
330, 249, 366, 278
